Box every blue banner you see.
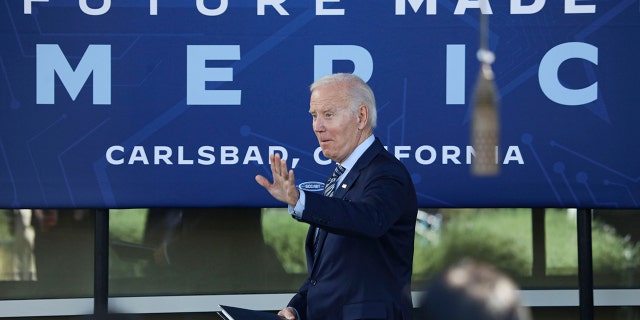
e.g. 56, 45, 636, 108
1, 0, 639, 208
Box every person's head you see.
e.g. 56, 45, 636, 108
418, 259, 531, 320
309, 73, 377, 163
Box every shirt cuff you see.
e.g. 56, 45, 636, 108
288, 190, 306, 219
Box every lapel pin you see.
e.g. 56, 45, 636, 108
341, 184, 347, 189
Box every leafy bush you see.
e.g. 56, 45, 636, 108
591, 219, 640, 273
413, 209, 640, 285
261, 208, 308, 273
413, 209, 532, 281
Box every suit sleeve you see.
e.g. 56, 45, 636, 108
300, 160, 416, 238
288, 279, 309, 320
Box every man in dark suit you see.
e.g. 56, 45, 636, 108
256, 73, 418, 320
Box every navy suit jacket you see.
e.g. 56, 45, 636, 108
289, 138, 418, 320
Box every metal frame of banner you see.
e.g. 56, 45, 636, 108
94, 209, 109, 319
577, 208, 594, 320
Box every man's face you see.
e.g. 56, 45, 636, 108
309, 83, 361, 164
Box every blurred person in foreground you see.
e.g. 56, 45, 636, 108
417, 259, 532, 320
256, 73, 417, 320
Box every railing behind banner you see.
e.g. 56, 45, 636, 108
2, 290, 640, 318
2, 208, 640, 319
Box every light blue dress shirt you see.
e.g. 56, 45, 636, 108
290, 134, 374, 218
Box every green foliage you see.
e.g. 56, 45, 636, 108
108, 209, 150, 278
413, 209, 532, 281
543, 209, 578, 274
543, 209, 640, 275
261, 208, 308, 273
591, 219, 640, 273
109, 208, 148, 243
412, 208, 640, 284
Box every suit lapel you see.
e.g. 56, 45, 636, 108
315, 228, 328, 260
309, 226, 328, 274
310, 139, 385, 275
331, 138, 383, 199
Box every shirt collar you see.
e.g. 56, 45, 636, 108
338, 134, 374, 171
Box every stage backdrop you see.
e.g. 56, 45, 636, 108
1, 0, 639, 208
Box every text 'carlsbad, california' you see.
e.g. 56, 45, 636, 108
105, 144, 524, 168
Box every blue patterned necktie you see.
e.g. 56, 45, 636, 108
324, 165, 345, 197
314, 165, 346, 261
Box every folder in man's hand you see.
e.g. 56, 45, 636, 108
217, 305, 282, 320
